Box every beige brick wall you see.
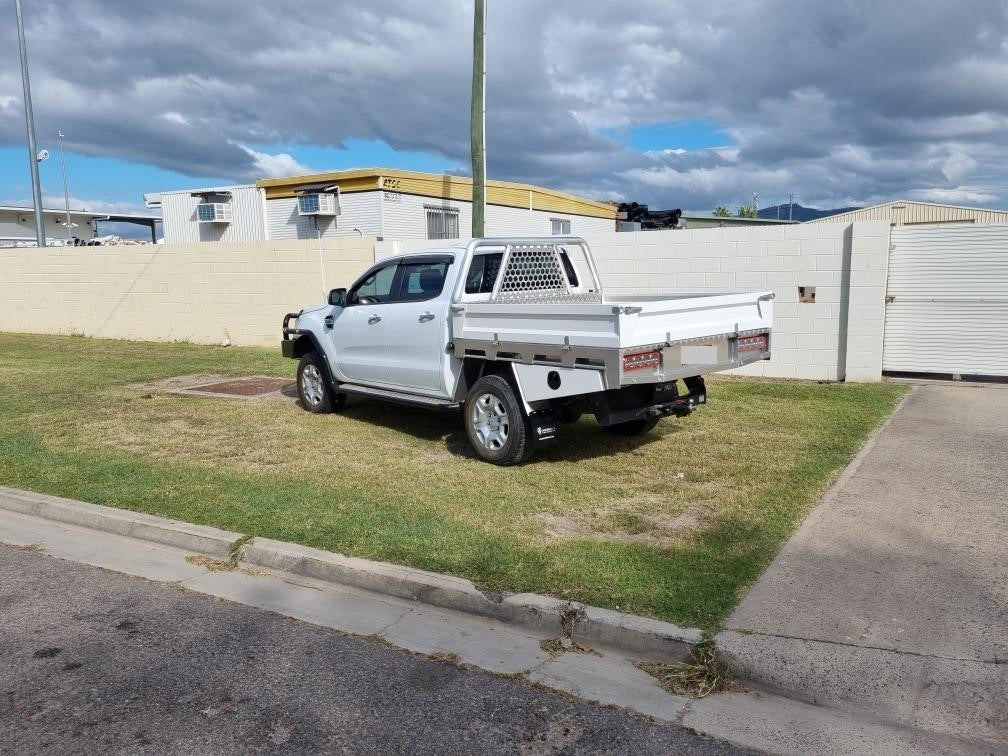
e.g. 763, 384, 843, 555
580, 222, 890, 381
0, 238, 375, 347
2, 225, 890, 380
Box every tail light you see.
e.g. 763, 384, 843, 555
623, 350, 662, 371
738, 333, 769, 353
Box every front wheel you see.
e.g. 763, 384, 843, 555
464, 374, 531, 465
604, 417, 660, 437
296, 352, 346, 414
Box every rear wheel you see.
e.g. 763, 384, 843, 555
604, 417, 660, 437
464, 374, 530, 465
297, 352, 345, 414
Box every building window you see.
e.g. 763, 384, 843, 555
550, 218, 571, 235
196, 202, 231, 223
298, 193, 320, 214
426, 206, 460, 240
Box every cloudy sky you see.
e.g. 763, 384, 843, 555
2, 0, 1007, 217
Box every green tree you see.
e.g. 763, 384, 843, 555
737, 204, 757, 218
713, 205, 731, 217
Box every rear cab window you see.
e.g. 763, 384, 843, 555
461, 247, 582, 300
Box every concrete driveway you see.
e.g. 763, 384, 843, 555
718, 381, 1007, 751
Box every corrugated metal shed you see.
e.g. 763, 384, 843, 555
807, 200, 1008, 226
161, 185, 265, 244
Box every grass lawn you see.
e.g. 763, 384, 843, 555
0, 332, 905, 631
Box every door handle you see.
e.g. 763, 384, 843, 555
368, 315, 382, 324
418, 312, 435, 323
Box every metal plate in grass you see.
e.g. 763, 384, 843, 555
191, 378, 294, 397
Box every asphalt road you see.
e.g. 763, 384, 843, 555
0, 546, 747, 755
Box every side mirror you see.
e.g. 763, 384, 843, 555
328, 288, 347, 307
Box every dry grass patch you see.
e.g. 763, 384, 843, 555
636, 644, 745, 699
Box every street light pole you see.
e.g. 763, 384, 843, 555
15, 0, 46, 247
58, 130, 71, 240
470, 0, 486, 238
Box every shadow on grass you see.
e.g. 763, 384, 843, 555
335, 397, 677, 463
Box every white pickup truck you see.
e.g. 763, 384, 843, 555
282, 237, 773, 464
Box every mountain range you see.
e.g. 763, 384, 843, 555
757, 203, 860, 222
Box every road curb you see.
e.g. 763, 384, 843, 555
0, 487, 701, 662
242, 538, 702, 662
0, 486, 241, 559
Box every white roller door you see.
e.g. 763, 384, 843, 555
884, 225, 1008, 376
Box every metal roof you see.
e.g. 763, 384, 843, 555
805, 200, 1008, 225
0, 204, 160, 221
255, 167, 618, 219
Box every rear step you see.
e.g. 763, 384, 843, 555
338, 383, 461, 411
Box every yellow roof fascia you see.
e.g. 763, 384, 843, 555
256, 168, 616, 219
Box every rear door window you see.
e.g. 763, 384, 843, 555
398, 261, 451, 301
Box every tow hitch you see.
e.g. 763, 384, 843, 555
648, 375, 707, 418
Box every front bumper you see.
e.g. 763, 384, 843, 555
281, 311, 303, 359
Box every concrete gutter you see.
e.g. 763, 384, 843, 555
0, 485, 701, 662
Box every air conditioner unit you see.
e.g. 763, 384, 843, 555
298, 192, 339, 217
196, 202, 232, 223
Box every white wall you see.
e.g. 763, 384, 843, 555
0, 209, 96, 242
0, 238, 374, 346
161, 185, 265, 244
1, 223, 892, 380
380, 191, 613, 240
163, 185, 613, 244
376, 222, 891, 381
581, 222, 890, 381
265, 193, 383, 240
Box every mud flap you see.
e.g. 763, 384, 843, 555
527, 409, 559, 449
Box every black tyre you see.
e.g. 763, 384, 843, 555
296, 352, 345, 414
464, 374, 531, 465
604, 417, 660, 437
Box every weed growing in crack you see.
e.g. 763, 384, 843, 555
635, 642, 743, 698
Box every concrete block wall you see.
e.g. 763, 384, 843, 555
0, 238, 375, 347
0, 223, 890, 379
376, 223, 890, 381
841, 223, 890, 381
580, 221, 890, 381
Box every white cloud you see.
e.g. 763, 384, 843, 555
941, 151, 979, 184
159, 112, 189, 126
234, 145, 311, 178
908, 187, 998, 205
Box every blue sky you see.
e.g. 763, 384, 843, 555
600, 121, 728, 153
0, 138, 465, 213
0, 125, 723, 214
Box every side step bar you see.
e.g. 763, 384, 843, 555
338, 383, 461, 412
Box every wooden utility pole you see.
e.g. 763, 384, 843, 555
470, 0, 486, 238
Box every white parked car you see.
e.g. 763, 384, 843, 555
282, 237, 773, 464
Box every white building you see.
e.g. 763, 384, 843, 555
153, 168, 617, 244
0, 205, 161, 245
806, 200, 1008, 226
